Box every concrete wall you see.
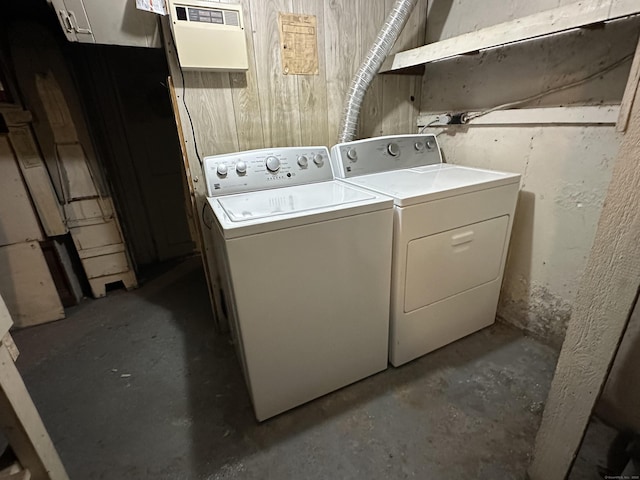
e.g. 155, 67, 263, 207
419, 2, 637, 345
425, 0, 576, 44
596, 296, 640, 431
431, 126, 619, 344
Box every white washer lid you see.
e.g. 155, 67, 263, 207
208, 181, 393, 238
345, 164, 521, 206
219, 181, 376, 221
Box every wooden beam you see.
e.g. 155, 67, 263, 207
417, 105, 621, 127
161, 17, 228, 332
0, 296, 69, 480
7, 127, 67, 237
616, 33, 640, 132
528, 68, 640, 479
381, 0, 640, 72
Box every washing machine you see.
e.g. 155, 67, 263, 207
331, 134, 521, 367
202, 146, 394, 421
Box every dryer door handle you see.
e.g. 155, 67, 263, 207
451, 230, 474, 246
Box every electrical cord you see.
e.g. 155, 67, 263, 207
463, 52, 634, 123
202, 202, 212, 230
418, 118, 439, 133
179, 62, 204, 168
165, 20, 203, 169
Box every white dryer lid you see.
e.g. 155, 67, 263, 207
345, 164, 521, 207
208, 181, 392, 238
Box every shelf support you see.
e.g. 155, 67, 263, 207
381, 0, 640, 73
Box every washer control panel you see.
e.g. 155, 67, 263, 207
204, 146, 332, 196
330, 134, 442, 178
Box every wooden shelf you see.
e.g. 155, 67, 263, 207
380, 0, 640, 73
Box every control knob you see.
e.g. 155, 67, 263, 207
387, 142, 400, 157
297, 155, 308, 167
426, 139, 436, 150
414, 142, 425, 152
235, 160, 247, 174
347, 148, 358, 161
216, 163, 228, 176
313, 154, 324, 166
266, 156, 280, 172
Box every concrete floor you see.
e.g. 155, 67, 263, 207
13, 256, 558, 479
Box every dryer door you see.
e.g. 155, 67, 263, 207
404, 215, 509, 313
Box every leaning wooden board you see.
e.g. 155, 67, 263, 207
0, 242, 64, 328
0, 136, 43, 246
0, 293, 70, 480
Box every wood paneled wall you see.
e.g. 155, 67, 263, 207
164, 0, 427, 328
168, 0, 427, 156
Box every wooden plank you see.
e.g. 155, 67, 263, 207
293, 0, 330, 146
528, 77, 640, 479
167, 77, 200, 252
50, 238, 83, 306
7, 127, 67, 236
0, 137, 43, 246
34, 72, 79, 143
324, 0, 360, 143
382, 0, 640, 72
76, 243, 125, 259
0, 293, 11, 338
2, 334, 19, 363
162, 17, 227, 331
82, 252, 129, 278
417, 105, 621, 126
0, 469, 31, 480
0, 110, 33, 127
55, 143, 98, 200
0, 463, 27, 478
358, 0, 385, 138
63, 198, 113, 224
0, 242, 65, 328
186, 70, 239, 156
88, 270, 137, 298
250, 0, 302, 147
228, 0, 266, 150
616, 33, 640, 132
0, 336, 69, 480
69, 220, 122, 250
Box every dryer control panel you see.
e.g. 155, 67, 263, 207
331, 134, 442, 178
204, 146, 332, 196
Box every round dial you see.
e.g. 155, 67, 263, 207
426, 139, 436, 150
216, 163, 228, 176
235, 160, 247, 174
387, 142, 400, 157
414, 142, 425, 152
297, 155, 308, 167
313, 154, 324, 166
265, 156, 281, 172
347, 148, 358, 161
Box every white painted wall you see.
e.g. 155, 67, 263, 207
425, 0, 576, 43
422, 125, 619, 344
418, 2, 635, 344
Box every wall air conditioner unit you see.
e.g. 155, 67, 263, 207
166, 0, 249, 71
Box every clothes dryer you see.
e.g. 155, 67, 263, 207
331, 135, 520, 366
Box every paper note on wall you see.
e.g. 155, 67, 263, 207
278, 13, 319, 76
136, 0, 168, 15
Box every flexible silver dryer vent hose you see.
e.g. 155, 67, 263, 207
338, 0, 418, 143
